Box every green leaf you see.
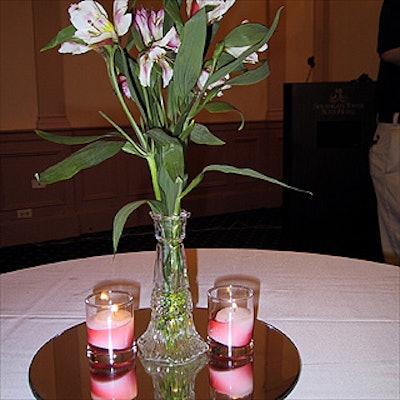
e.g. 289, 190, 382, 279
163, 0, 184, 34
35, 140, 124, 184
152, 133, 186, 214
224, 23, 268, 48
172, 7, 206, 102
35, 130, 119, 145
204, 102, 245, 129
157, 168, 184, 215
180, 164, 312, 200
112, 198, 165, 253
226, 61, 270, 86
224, 7, 283, 49
112, 200, 147, 253
157, 138, 185, 183
189, 123, 225, 145
146, 128, 177, 146
122, 142, 141, 156
41, 25, 77, 51
209, 7, 283, 85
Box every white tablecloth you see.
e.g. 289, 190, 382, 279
1, 249, 399, 399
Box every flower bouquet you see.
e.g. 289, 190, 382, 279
35, 0, 309, 364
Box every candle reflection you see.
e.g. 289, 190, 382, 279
141, 353, 208, 400
209, 361, 253, 399
90, 365, 138, 400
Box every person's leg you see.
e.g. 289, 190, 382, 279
369, 117, 400, 265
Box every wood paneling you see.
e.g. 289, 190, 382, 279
0, 122, 283, 247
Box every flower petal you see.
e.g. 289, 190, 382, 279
113, 0, 132, 36
155, 26, 181, 52
138, 53, 154, 87
158, 58, 174, 87
59, 40, 91, 54
186, 0, 236, 23
134, 7, 153, 46
149, 8, 164, 42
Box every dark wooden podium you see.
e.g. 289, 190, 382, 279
283, 81, 382, 260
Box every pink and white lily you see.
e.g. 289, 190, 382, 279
134, 8, 165, 47
59, 0, 131, 54
186, 0, 235, 23
196, 67, 231, 97
134, 7, 181, 87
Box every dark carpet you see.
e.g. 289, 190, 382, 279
0, 207, 383, 273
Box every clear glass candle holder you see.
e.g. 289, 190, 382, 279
85, 290, 136, 369
207, 285, 255, 361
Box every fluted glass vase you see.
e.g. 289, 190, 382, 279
137, 210, 208, 364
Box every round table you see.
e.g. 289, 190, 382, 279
1, 249, 399, 399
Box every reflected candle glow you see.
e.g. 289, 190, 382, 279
209, 362, 253, 398
90, 368, 138, 399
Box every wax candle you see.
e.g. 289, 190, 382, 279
208, 306, 253, 347
90, 368, 138, 400
209, 362, 253, 398
87, 309, 134, 350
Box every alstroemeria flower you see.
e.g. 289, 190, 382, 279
135, 7, 180, 87
196, 67, 231, 97
186, 0, 235, 23
139, 46, 174, 88
59, 0, 131, 54
118, 74, 131, 98
134, 8, 165, 47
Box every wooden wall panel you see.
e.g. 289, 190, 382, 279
0, 122, 283, 247
0, 132, 79, 246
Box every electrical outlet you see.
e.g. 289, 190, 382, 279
32, 179, 46, 189
17, 209, 33, 219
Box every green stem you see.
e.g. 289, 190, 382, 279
108, 46, 149, 151
147, 153, 162, 201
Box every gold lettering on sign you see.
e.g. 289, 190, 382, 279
313, 88, 365, 116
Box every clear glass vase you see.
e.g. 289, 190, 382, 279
137, 210, 208, 365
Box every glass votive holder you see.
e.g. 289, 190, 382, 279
208, 360, 254, 399
207, 285, 254, 361
85, 290, 136, 369
90, 364, 138, 400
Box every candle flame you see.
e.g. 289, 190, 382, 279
100, 291, 109, 301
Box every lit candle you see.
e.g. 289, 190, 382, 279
90, 368, 138, 399
87, 305, 134, 350
208, 304, 253, 347
209, 362, 253, 398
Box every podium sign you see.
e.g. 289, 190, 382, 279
283, 81, 381, 259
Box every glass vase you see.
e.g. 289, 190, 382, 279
137, 210, 208, 365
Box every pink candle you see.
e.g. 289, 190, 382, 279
209, 362, 253, 398
87, 309, 134, 350
208, 306, 253, 347
90, 368, 138, 399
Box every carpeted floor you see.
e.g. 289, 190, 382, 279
0, 207, 383, 273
